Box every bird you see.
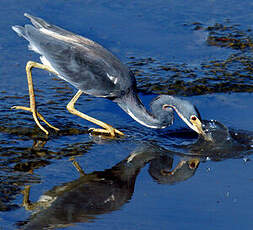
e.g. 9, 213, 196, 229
20, 144, 167, 229
11, 13, 204, 137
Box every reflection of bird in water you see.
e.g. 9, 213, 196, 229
19, 144, 157, 229
18, 143, 199, 229
200, 119, 232, 143
12, 14, 203, 137
148, 155, 199, 184
183, 119, 253, 159
200, 119, 253, 147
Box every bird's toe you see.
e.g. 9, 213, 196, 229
88, 127, 124, 138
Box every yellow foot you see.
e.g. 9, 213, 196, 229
11, 105, 60, 135
69, 157, 86, 176
88, 127, 124, 138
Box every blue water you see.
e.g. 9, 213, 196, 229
0, 1, 253, 229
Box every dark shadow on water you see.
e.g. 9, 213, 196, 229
0, 126, 94, 213
13, 131, 253, 229
173, 120, 253, 160
15, 143, 200, 229
1, 118, 253, 217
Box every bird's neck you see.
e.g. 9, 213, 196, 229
115, 90, 167, 129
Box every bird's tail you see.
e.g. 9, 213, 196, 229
12, 25, 28, 40
11, 12, 50, 40
24, 13, 50, 29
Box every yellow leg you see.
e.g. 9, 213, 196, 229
67, 90, 124, 137
32, 139, 47, 149
22, 185, 37, 211
11, 61, 59, 135
22, 185, 54, 211
69, 157, 86, 176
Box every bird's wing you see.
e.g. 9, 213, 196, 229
24, 13, 104, 51
12, 14, 134, 98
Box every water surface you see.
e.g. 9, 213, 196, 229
0, 1, 253, 229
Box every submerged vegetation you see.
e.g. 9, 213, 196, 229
129, 23, 253, 96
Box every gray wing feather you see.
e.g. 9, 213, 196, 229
12, 14, 136, 98
24, 13, 108, 53
29, 25, 118, 96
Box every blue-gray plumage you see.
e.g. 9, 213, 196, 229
11, 13, 203, 137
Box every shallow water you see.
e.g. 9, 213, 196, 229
1, 1, 253, 229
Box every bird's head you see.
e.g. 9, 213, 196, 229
151, 95, 204, 134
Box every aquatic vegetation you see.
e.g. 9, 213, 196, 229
129, 23, 253, 96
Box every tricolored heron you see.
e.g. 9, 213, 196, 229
12, 13, 203, 137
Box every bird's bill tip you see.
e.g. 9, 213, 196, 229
24, 13, 30, 17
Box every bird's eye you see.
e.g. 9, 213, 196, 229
191, 115, 197, 121
189, 162, 196, 169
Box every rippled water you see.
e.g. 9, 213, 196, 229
1, 1, 253, 229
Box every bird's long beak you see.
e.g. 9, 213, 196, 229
190, 117, 213, 141
166, 103, 210, 140
167, 105, 201, 134
190, 116, 204, 135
